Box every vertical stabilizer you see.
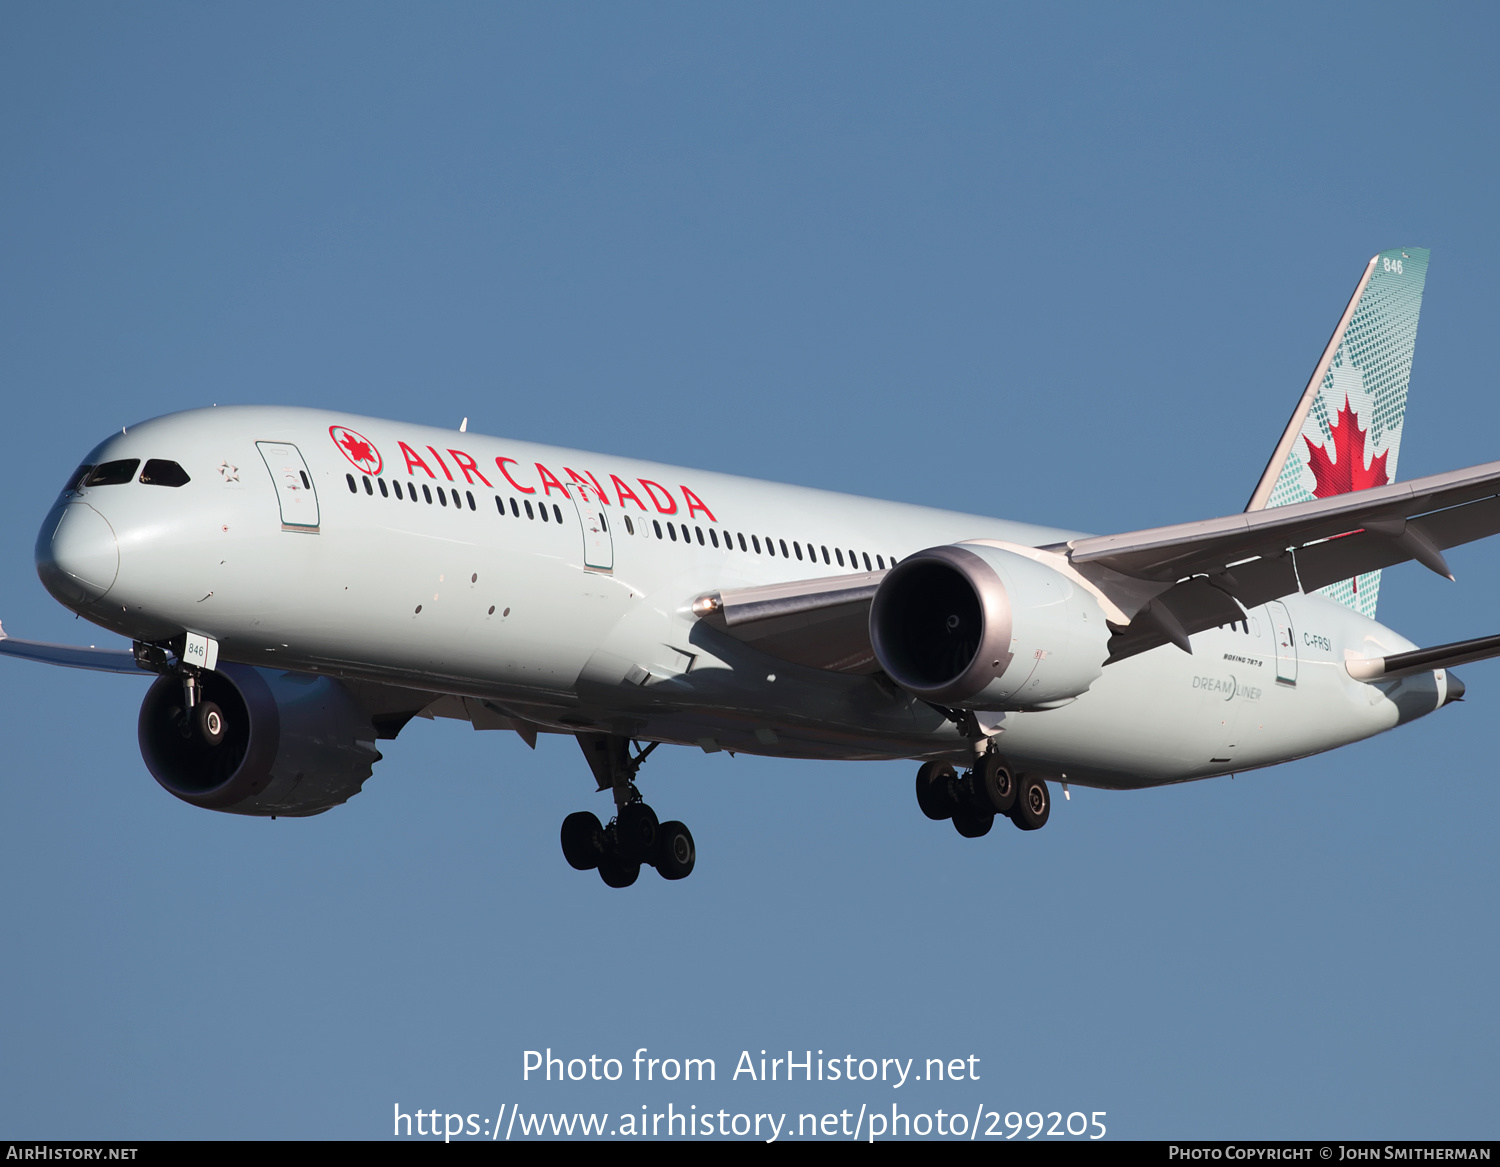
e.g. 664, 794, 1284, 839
1245, 247, 1429, 618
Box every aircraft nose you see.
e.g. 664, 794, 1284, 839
36, 502, 120, 606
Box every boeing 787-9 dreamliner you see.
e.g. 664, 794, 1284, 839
7, 248, 1498, 887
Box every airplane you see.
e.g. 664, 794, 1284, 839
7, 246, 1500, 889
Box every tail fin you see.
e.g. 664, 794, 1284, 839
1245, 247, 1430, 618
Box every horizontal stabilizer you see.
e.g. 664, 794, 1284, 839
0, 622, 146, 675
1346, 632, 1500, 681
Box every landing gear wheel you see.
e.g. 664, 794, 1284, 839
915, 761, 959, 820
195, 701, 226, 747
615, 802, 660, 864
971, 751, 1015, 814
655, 820, 696, 880
598, 858, 640, 888
1011, 774, 1051, 831
560, 811, 606, 870
952, 809, 994, 838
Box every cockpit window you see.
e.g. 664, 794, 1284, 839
139, 459, 191, 487
64, 465, 93, 492
85, 459, 140, 486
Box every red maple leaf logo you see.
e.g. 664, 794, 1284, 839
329, 425, 382, 475
1303, 396, 1389, 497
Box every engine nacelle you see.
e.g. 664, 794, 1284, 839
139, 663, 381, 817
869, 543, 1108, 710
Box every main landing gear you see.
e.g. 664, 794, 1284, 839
915, 749, 1051, 836
561, 733, 697, 887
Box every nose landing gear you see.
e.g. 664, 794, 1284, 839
561, 734, 698, 887
915, 750, 1051, 837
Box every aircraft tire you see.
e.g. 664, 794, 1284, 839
615, 802, 660, 864
915, 761, 958, 820
952, 809, 994, 838
1011, 774, 1051, 831
655, 820, 696, 880
598, 857, 640, 888
971, 751, 1016, 814
561, 811, 606, 870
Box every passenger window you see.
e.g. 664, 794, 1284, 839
680, 524, 690, 542
793, 542, 803, 560
467, 491, 475, 510
85, 459, 140, 487
378, 478, 389, 497
140, 459, 190, 487
409, 484, 419, 503
553, 504, 564, 523
653, 520, 663, 538
765, 537, 774, 556
538, 500, 548, 520
495, 495, 505, 515
392, 480, 403, 499
438, 488, 448, 507
524, 499, 534, 519
510, 497, 520, 517
821, 546, 830, 564
696, 526, 705, 545
668, 523, 677, 541
876, 555, 885, 569
709, 529, 719, 547
363, 475, 373, 495
738, 533, 747, 552
835, 548, 844, 566
848, 549, 856, 567
423, 485, 433, 504
346, 474, 357, 493
625, 515, 635, 535
863, 552, 872, 571
65, 465, 93, 492
752, 535, 761, 553
780, 539, 789, 557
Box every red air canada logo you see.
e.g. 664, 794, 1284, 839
1304, 396, 1389, 498
330, 426, 383, 475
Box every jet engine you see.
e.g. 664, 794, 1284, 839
869, 543, 1108, 710
138, 663, 381, 817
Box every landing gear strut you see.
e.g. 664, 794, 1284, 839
915, 748, 1050, 837
561, 733, 697, 887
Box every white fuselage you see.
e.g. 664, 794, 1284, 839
37, 406, 1449, 790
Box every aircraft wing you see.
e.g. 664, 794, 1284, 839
692, 570, 886, 673
692, 458, 1500, 674
0, 622, 148, 675
1067, 458, 1500, 659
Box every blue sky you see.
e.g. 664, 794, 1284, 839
1, 3, 1497, 1139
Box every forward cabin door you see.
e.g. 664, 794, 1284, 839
256, 442, 320, 531
568, 484, 614, 571
1267, 600, 1298, 685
